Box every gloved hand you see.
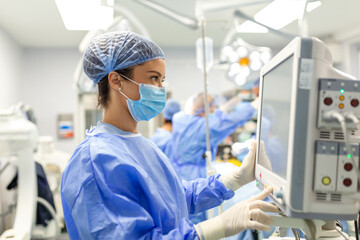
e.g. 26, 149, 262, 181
258, 141, 272, 171
194, 187, 279, 240
250, 97, 260, 110
220, 140, 257, 191
221, 140, 272, 191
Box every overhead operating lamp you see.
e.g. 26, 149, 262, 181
221, 38, 271, 87
236, 0, 322, 32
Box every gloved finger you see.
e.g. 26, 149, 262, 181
250, 187, 273, 201
249, 200, 279, 213
249, 140, 257, 155
241, 140, 257, 171
247, 220, 271, 231
249, 209, 273, 225
243, 140, 256, 160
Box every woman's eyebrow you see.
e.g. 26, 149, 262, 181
147, 70, 163, 77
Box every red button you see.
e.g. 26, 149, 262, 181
343, 178, 352, 187
324, 97, 333, 105
344, 163, 353, 171
351, 99, 359, 107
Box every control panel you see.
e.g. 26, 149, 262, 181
314, 141, 359, 193
317, 78, 360, 129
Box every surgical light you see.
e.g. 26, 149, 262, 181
250, 59, 262, 71
260, 51, 271, 63
236, 20, 269, 33
222, 38, 271, 86
228, 63, 241, 77
55, 0, 114, 30
239, 57, 250, 67
236, 46, 248, 58
254, 0, 322, 30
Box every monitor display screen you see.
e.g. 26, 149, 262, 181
259, 55, 294, 180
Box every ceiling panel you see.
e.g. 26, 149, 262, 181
0, 0, 359, 49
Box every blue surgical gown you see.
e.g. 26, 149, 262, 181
60, 121, 234, 239
150, 128, 172, 158
171, 103, 255, 181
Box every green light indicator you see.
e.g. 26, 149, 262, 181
347, 154, 351, 159
340, 89, 345, 94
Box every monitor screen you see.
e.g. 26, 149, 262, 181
259, 55, 294, 180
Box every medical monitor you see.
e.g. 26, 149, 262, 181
255, 37, 360, 220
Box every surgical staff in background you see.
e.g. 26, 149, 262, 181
150, 98, 181, 158
171, 92, 259, 182
60, 31, 278, 240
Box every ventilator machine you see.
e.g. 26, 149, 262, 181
255, 37, 360, 239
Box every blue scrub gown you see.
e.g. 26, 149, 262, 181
61, 121, 234, 239
171, 103, 255, 181
150, 128, 172, 158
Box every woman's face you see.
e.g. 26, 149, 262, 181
121, 58, 166, 101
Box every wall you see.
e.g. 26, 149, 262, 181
162, 46, 239, 107
21, 48, 81, 153
0, 28, 23, 108
18, 46, 237, 153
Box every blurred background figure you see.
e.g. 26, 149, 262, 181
150, 99, 181, 158
171, 92, 258, 181
170, 92, 258, 223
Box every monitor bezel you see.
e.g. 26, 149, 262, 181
255, 37, 306, 211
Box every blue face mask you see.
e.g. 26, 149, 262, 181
118, 74, 166, 122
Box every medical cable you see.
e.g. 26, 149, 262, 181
344, 112, 360, 126
35, 197, 61, 239
355, 219, 359, 240
0, 159, 12, 231
335, 226, 350, 240
291, 228, 300, 240
323, 110, 360, 183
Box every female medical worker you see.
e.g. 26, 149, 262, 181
60, 31, 278, 240
150, 98, 181, 158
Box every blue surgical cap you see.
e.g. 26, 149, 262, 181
83, 31, 165, 84
163, 99, 181, 121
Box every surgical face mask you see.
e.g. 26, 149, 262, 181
118, 74, 166, 122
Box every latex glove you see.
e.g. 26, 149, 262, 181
250, 97, 260, 110
258, 141, 272, 171
194, 187, 279, 240
231, 139, 250, 157
220, 140, 257, 191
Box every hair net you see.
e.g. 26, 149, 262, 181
185, 93, 214, 116
83, 31, 165, 84
163, 99, 181, 120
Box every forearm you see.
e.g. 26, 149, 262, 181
183, 174, 234, 214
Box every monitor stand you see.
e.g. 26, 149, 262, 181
266, 215, 355, 240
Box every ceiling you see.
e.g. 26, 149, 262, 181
1, 0, 360, 50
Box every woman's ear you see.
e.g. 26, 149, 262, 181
108, 71, 122, 91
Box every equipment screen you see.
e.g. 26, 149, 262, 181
259, 55, 294, 180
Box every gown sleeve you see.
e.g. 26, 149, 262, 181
182, 174, 235, 214
67, 162, 201, 239
209, 102, 255, 146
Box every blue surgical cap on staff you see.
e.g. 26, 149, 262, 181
83, 31, 165, 84
163, 99, 181, 121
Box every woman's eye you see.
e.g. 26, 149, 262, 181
151, 76, 158, 81
161, 78, 166, 83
